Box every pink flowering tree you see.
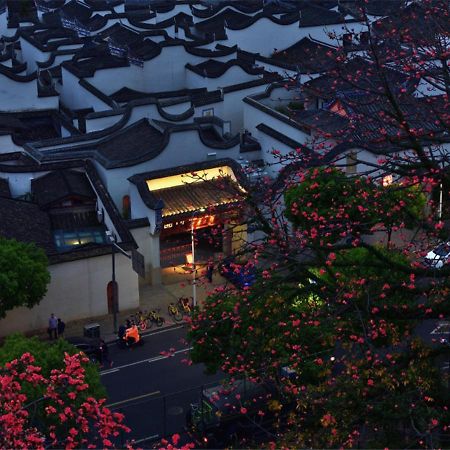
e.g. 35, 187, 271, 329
0, 352, 130, 448
188, 1, 450, 447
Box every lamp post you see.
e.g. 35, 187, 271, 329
106, 231, 131, 333
191, 208, 205, 308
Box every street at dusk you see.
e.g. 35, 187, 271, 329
0, 0, 449, 448
101, 325, 223, 446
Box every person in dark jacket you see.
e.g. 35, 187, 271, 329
100, 339, 113, 368
206, 262, 214, 283
57, 318, 65, 338
48, 313, 58, 340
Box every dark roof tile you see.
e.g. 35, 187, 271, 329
31, 169, 95, 208
0, 177, 10, 197
96, 119, 165, 165
0, 196, 56, 254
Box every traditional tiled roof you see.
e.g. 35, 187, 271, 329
129, 157, 247, 215
156, 181, 241, 218
0, 196, 56, 254
62, 49, 130, 78
0, 177, 10, 198
31, 169, 95, 208
0, 111, 61, 145
95, 119, 165, 166
185, 58, 265, 78
268, 37, 337, 73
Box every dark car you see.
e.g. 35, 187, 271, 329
66, 336, 103, 363
218, 258, 256, 288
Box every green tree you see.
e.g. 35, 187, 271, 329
0, 334, 106, 430
0, 237, 51, 318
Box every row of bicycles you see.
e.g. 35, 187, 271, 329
128, 297, 194, 331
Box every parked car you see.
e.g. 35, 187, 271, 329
424, 241, 450, 269
66, 336, 103, 363
218, 257, 256, 288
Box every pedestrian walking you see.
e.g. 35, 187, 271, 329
48, 313, 58, 340
206, 262, 214, 283
57, 318, 65, 338
100, 339, 113, 368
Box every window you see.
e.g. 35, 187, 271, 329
202, 108, 214, 117
53, 228, 107, 251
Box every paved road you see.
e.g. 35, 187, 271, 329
100, 325, 223, 446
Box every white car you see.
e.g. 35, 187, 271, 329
425, 242, 450, 269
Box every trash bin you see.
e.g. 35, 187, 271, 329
83, 323, 100, 339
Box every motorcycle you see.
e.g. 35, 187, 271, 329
117, 325, 144, 349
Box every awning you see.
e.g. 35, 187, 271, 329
155, 181, 241, 218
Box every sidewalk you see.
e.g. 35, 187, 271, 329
34, 266, 224, 344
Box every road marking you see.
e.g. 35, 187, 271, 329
106, 390, 160, 408
111, 324, 185, 347
174, 346, 192, 355
146, 325, 184, 336
100, 346, 193, 375
133, 434, 159, 444
99, 368, 119, 375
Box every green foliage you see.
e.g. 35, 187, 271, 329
381, 183, 427, 228
0, 238, 51, 318
0, 334, 105, 403
288, 101, 304, 110
284, 167, 427, 244
284, 167, 378, 242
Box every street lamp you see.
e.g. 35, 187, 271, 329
191, 208, 205, 308
105, 231, 131, 333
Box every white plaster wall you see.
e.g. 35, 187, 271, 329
130, 226, 157, 280
159, 100, 192, 115
90, 63, 146, 94
253, 130, 294, 176
20, 38, 48, 74
226, 21, 367, 56
0, 12, 7, 36
85, 112, 124, 133
0, 134, 24, 153
0, 172, 45, 197
0, 75, 58, 111
194, 100, 224, 123
129, 183, 150, 220
192, 5, 260, 24
226, 19, 301, 56
187, 66, 260, 90
88, 46, 239, 95
60, 69, 111, 110
222, 82, 273, 134
243, 100, 311, 145
415, 78, 443, 97
153, 4, 192, 22
97, 130, 241, 207
0, 253, 139, 337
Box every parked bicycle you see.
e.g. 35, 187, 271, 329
129, 310, 148, 331
147, 308, 165, 327
168, 302, 183, 322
